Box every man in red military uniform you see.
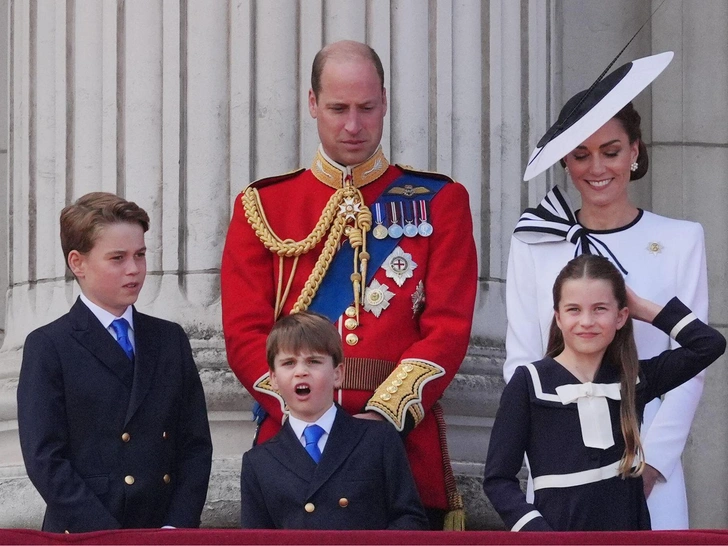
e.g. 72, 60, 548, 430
221, 40, 477, 529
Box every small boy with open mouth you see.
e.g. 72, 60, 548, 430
240, 311, 428, 530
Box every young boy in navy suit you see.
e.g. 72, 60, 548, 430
17, 192, 213, 533
240, 312, 428, 530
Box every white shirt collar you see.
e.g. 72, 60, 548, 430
317, 144, 381, 171
79, 293, 134, 330
317, 145, 349, 171
288, 403, 337, 442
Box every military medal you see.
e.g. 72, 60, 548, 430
373, 224, 389, 239
363, 279, 395, 318
403, 202, 418, 237
417, 200, 433, 237
388, 202, 404, 238
372, 203, 388, 240
383, 246, 417, 287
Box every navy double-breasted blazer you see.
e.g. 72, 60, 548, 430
241, 408, 428, 530
17, 298, 213, 533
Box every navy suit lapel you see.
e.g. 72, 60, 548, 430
69, 299, 134, 387
124, 309, 159, 425
266, 421, 318, 482
306, 409, 366, 498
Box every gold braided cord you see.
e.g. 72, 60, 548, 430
274, 254, 300, 320
357, 207, 372, 308
242, 187, 343, 256
243, 184, 371, 317
291, 215, 347, 313
274, 254, 285, 318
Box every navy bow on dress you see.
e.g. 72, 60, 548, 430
513, 186, 628, 275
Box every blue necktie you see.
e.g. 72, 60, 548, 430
303, 425, 325, 463
110, 318, 135, 361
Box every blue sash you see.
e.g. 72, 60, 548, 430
308, 173, 447, 321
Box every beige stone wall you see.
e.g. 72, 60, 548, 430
651, 1, 728, 528
0, 0, 8, 339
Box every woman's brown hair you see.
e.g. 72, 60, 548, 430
546, 254, 644, 478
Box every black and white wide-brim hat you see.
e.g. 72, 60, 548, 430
523, 51, 674, 182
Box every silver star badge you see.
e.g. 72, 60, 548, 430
382, 247, 417, 287
339, 196, 361, 220
363, 279, 395, 318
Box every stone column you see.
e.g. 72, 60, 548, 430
0, 0, 8, 339
652, 0, 728, 529
0, 0, 250, 527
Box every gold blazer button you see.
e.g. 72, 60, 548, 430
304, 502, 315, 513
121, 432, 130, 442
163, 474, 171, 484
124, 475, 135, 485
339, 498, 349, 508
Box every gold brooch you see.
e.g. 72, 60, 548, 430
646, 241, 663, 255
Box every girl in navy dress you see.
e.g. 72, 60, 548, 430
484, 254, 725, 531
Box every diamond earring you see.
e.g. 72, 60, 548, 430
564, 166, 570, 175
630, 162, 638, 172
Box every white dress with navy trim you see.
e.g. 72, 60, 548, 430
485, 298, 725, 531
504, 193, 709, 529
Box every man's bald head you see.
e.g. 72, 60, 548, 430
311, 40, 384, 100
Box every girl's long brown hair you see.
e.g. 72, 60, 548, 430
546, 254, 644, 478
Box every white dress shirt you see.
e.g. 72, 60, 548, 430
79, 293, 136, 352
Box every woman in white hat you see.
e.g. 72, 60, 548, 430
502, 52, 707, 530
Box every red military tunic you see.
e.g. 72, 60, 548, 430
221, 147, 477, 511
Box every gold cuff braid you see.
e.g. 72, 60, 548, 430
252, 372, 286, 415
365, 358, 445, 431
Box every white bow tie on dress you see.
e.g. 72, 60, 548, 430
555, 382, 622, 449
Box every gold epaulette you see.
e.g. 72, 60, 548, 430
365, 358, 445, 431
396, 164, 454, 183
244, 167, 306, 191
